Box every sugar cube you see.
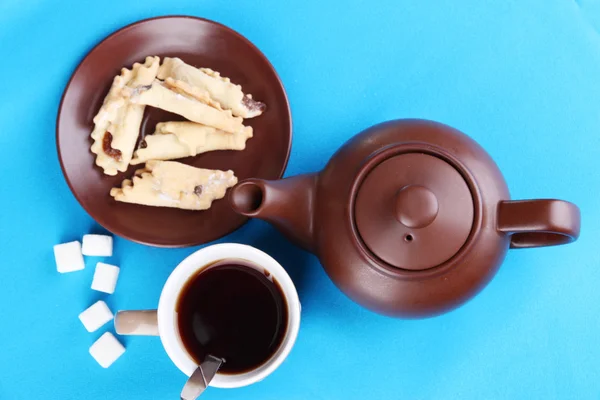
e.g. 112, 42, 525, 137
89, 332, 125, 368
82, 234, 113, 257
53, 241, 85, 273
78, 300, 113, 332
91, 262, 120, 294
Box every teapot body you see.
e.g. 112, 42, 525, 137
313, 120, 511, 317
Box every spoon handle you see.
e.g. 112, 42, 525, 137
180, 355, 224, 400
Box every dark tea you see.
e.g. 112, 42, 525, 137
176, 259, 288, 374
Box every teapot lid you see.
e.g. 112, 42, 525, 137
355, 152, 473, 271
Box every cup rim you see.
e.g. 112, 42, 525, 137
157, 243, 301, 388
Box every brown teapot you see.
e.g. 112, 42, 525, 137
229, 119, 580, 317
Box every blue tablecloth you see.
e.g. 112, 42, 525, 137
1, 1, 599, 398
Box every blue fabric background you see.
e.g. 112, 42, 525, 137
1, 1, 599, 398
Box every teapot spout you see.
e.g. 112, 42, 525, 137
229, 174, 318, 253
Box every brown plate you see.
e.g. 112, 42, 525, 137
56, 16, 292, 247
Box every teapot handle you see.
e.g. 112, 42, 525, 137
497, 200, 580, 248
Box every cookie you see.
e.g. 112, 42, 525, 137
131, 121, 253, 165
128, 80, 249, 134
157, 57, 266, 118
90, 56, 160, 176
110, 160, 238, 211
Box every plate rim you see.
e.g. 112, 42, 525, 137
55, 15, 292, 247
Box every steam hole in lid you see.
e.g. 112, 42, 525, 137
405, 234, 414, 242
231, 182, 264, 214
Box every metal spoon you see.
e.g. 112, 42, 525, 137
180, 354, 224, 400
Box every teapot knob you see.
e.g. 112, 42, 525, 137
394, 185, 439, 229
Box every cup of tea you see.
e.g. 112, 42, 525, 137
115, 243, 301, 388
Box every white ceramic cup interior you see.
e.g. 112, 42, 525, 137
157, 243, 301, 388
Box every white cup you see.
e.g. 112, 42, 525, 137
115, 243, 301, 388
